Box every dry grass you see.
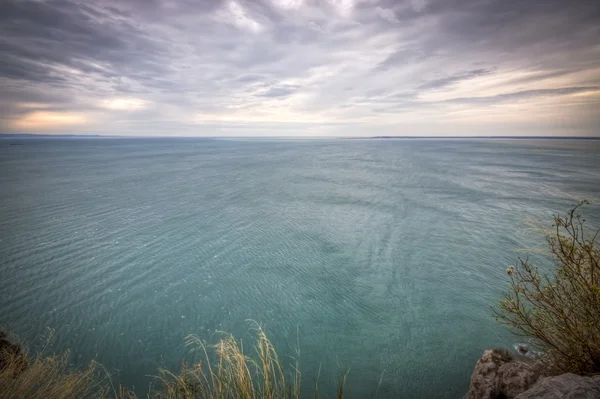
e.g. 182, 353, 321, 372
1, 323, 350, 399
149, 322, 312, 399
0, 330, 111, 399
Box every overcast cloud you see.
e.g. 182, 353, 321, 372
0, 0, 599, 136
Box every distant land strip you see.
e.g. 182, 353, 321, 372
1, 134, 599, 140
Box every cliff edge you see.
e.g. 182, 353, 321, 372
467, 349, 600, 399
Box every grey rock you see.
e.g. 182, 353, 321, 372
466, 349, 540, 399
498, 361, 541, 398
515, 373, 600, 399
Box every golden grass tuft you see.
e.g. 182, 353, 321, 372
0, 323, 351, 399
0, 330, 111, 399
153, 321, 306, 399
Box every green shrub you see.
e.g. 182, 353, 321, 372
495, 201, 600, 374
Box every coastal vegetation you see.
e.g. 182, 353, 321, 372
0, 330, 106, 398
495, 200, 600, 375
1, 323, 346, 399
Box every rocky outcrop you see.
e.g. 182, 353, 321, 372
514, 373, 600, 399
466, 349, 540, 399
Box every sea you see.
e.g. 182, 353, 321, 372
1, 137, 599, 398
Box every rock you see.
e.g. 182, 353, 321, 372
517, 345, 529, 355
497, 361, 541, 398
513, 343, 543, 360
466, 349, 540, 399
515, 373, 600, 399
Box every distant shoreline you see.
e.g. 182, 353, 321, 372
344, 136, 600, 140
1, 134, 599, 140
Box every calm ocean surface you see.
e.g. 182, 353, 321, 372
1, 138, 599, 398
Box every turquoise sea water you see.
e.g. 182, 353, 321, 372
1, 138, 599, 398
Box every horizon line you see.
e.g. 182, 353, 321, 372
1, 133, 600, 140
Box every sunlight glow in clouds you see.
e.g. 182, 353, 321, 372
13, 111, 87, 130
100, 98, 150, 111
0, 0, 599, 136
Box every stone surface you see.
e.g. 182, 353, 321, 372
515, 373, 600, 399
497, 361, 541, 398
466, 349, 540, 399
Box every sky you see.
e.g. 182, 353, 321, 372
0, 0, 599, 137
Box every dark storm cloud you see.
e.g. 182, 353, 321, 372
0, 0, 598, 135
0, 0, 174, 97
425, 0, 600, 65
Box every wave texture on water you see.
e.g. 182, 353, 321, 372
1, 138, 599, 398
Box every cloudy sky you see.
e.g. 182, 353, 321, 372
1, 0, 599, 137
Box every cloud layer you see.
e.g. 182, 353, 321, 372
1, 0, 599, 136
